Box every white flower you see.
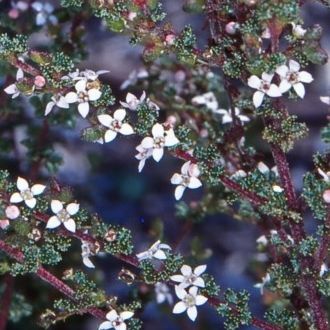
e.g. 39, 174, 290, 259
231, 169, 247, 179
99, 310, 134, 330
257, 162, 278, 176
4, 67, 24, 99
10, 177, 46, 209
291, 23, 306, 38
256, 235, 268, 246
97, 109, 134, 143
317, 168, 330, 183
254, 273, 270, 295
192, 92, 218, 112
272, 185, 284, 193
276, 60, 313, 98
140, 123, 179, 162
320, 96, 330, 105
135, 144, 153, 172
31, 2, 57, 26
215, 108, 250, 125
77, 69, 109, 81
120, 68, 149, 90
120, 91, 146, 111
248, 73, 282, 108
46, 200, 79, 233
136, 240, 171, 261
65, 79, 102, 118
155, 282, 173, 305
171, 264, 207, 289
320, 263, 328, 277
172, 286, 208, 322
81, 240, 95, 268
171, 161, 202, 200
45, 94, 69, 115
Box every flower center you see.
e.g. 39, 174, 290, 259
21, 189, 33, 200
288, 72, 299, 83
112, 318, 123, 327
57, 209, 70, 223
78, 91, 89, 102
261, 81, 270, 91
183, 294, 196, 307
182, 175, 191, 187
185, 274, 197, 284
111, 120, 122, 131
154, 137, 165, 148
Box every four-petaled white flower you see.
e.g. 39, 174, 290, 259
254, 273, 271, 295
171, 264, 207, 289
171, 161, 202, 200
73, 69, 109, 81
172, 286, 208, 322
45, 94, 69, 116
136, 240, 171, 261
97, 109, 134, 143
140, 123, 179, 162
99, 310, 134, 330
46, 200, 79, 233
65, 79, 102, 118
276, 60, 313, 98
81, 240, 95, 268
192, 92, 218, 112
320, 96, 330, 105
135, 144, 153, 172
155, 282, 173, 305
215, 108, 250, 125
291, 23, 306, 38
248, 73, 282, 108
120, 68, 149, 90
31, 2, 57, 26
120, 91, 146, 111
4, 67, 24, 99
10, 177, 46, 209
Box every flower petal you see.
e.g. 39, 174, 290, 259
88, 88, 102, 101
10, 192, 23, 203
57, 96, 69, 109
65, 92, 78, 104
153, 249, 167, 260
141, 137, 154, 149
279, 80, 292, 93
164, 130, 179, 147
170, 275, 185, 283
17, 177, 29, 191
171, 173, 183, 185
181, 265, 192, 276
293, 82, 305, 98
187, 306, 198, 321
25, 198, 37, 209
78, 102, 90, 118
75, 79, 87, 92
83, 257, 95, 268
195, 295, 208, 306
106, 310, 118, 321
193, 277, 205, 287
104, 130, 117, 143
46, 216, 61, 229
31, 184, 46, 196
45, 101, 55, 116
66, 203, 79, 215
152, 148, 164, 162
114, 109, 126, 121
63, 218, 76, 233
174, 185, 185, 200
188, 177, 202, 189
252, 91, 265, 108
120, 311, 134, 320
194, 264, 207, 276
152, 123, 164, 138
98, 321, 112, 330
298, 71, 313, 83
51, 200, 63, 214
261, 72, 274, 83
289, 60, 300, 72
98, 114, 112, 127
247, 75, 261, 89
276, 65, 289, 78
4, 84, 18, 95
266, 84, 282, 97
175, 286, 187, 299
173, 301, 187, 314
119, 123, 134, 135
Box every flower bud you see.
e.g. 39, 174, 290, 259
5, 205, 20, 219
225, 22, 239, 35
105, 228, 117, 242
34, 75, 46, 88
323, 189, 330, 204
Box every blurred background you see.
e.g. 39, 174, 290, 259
1, 0, 330, 329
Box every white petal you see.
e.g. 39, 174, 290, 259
78, 102, 90, 118
261, 72, 274, 83
187, 306, 198, 321
88, 88, 102, 101
181, 265, 192, 276
66, 203, 79, 215
106, 310, 119, 321
25, 198, 37, 209
320, 96, 330, 105
289, 60, 300, 72
279, 80, 292, 93
152, 148, 164, 162
188, 286, 198, 296
247, 75, 261, 89
57, 96, 69, 108
116, 323, 126, 330
10, 192, 23, 203
75, 79, 87, 92
16, 68, 24, 80
120, 311, 134, 320
114, 109, 127, 121
175, 286, 187, 299
4, 84, 18, 95
141, 137, 154, 149
257, 162, 269, 174
152, 123, 164, 138
98, 114, 113, 128
164, 131, 179, 147
45, 101, 55, 115
46, 216, 61, 229
221, 114, 233, 124
173, 302, 187, 314
83, 257, 95, 268
187, 177, 202, 189
193, 277, 205, 287
51, 200, 63, 214
266, 84, 282, 97
65, 92, 78, 104
175, 185, 185, 200
253, 91, 265, 108
63, 218, 76, 232
104, 130, 117, 143
181, 161, 191, 175
171, 173, 183, 185
298, 71, 313, 83
195, 295, 208, 306
138, 159, 146, 172
276, 65, 289, 78
31, 184, 46, 196
119, 123, 134, 135
153, 249, 167, 260
194, 265, 207, 276
17, 177, 29, 191
98, 321, 112, 330
170, 275, 185, 283
293, 82, 305, 98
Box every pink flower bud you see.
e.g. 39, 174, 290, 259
225, 22, 239, 35
8, 9, 19, 19
128, 12, 137, 21
0, 219, 10, 229
165, 115, 177, 128
5, 205, 20, 220
165, 34, 176, 45
200, 129, 209, 138
323, 189, 330, 204
34, 75, 46, 88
